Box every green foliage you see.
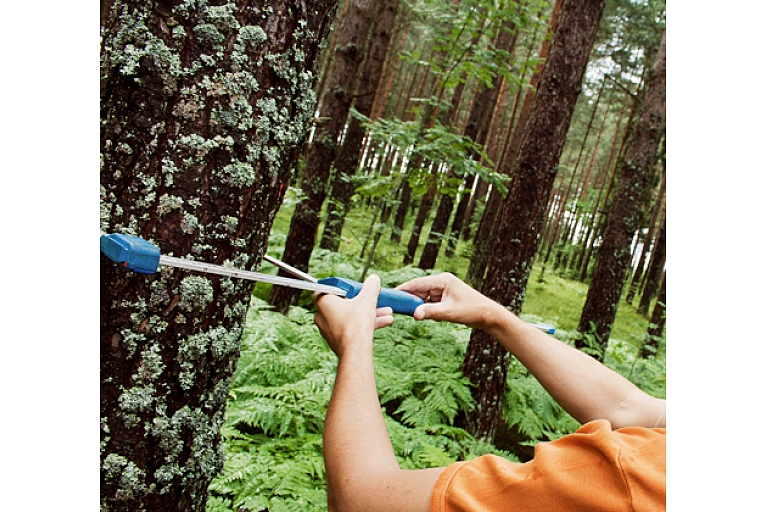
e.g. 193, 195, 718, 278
351, 111, 509, 195
207, 299, 517, 510
502, 363, 581, 443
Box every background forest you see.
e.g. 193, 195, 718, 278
96, 0, 668, 510
207, 0, 666, 510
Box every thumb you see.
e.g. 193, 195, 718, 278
357, 274, 382, 307
413, 302, 440, 322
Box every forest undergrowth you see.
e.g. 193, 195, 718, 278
207, 190, 666, 511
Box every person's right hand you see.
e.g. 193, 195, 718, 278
396, 273, 507, 331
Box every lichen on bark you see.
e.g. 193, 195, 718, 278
100, 1, 337, 509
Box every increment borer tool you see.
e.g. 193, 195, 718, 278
99, 232, 556, 332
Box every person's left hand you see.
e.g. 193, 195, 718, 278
314, 274, 394, 358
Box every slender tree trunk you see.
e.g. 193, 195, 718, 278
460, 0, 605, 442
637, 213, 666, 316
99, 1, 335, 509
460, 14, 543, 244
269, 0, 377, 312
417, 180, 454, 268
576, 31, 666, 355
573, 99, 628, 276
579, 92, 640, 282
566, 99, 609, 272
391, 174, 414, 242
315, 0, 350, 107
404, 173, 438, 265
445, 173, 476, 257
626, 166, 665, 303
464, 185, 502, 288
319, 0, 400, 252
639, 270, 666, 358
462, 0, 562, 283
443, 18, 520, 260
371, 17, 409, 120
552, 85, 604, 269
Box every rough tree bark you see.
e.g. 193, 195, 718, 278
459, 0, 605, 442
576, 30, 666, 356
99, 1, 335, 510
269, 0, 377, 312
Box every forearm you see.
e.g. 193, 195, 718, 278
487, 308, 665, 429
324, 347, 441, 511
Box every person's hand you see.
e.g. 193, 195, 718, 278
314, 274, 394, 358
396, 273, 507, 331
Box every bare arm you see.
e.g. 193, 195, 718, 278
314, 275, 444, 512
397, 273, 665, 429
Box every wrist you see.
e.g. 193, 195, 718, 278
476, 300, 514, 336
335, 334, 374, 360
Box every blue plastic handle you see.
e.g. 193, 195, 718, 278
100, 233, 160, 274
317, 277, 424, 317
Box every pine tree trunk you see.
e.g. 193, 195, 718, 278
462, 0, 562, 283
391, 171, 414, 242
417, 183, 455, 269
403, 175, 438, 265
626, 146, 665, 303
444, 18, 520, 259
573, 99, 628, 277
579, 92, 640, 282
552, 86, 604, 269
460, 0, 605, 442
464, 185, 502, 288
269, 0, 376, 313
576, 31, 666, 355
99, 1, 335, 509
460, 14, 543, 244
639, 270, 666, 358
319, 0, 400, 252
637, 213, 666, 316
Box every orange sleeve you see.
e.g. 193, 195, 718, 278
430, 420, 665, 512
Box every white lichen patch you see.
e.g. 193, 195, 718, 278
178, 275, 214, 312
180, 212, 199, 234
157, 193, 185, 216
102, 453, 148, 500
220, 161, 255, 188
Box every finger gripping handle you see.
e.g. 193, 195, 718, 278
317, 277, 424, 316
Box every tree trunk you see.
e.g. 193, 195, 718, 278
403, 175, 438, 265
417, 182, 455, 269
443, 18, 520, 260
579, 91, 640, 282
460, 0, 605, 442
552, 85, 604, 270
639, 270, 666, 358
319, 0, 400, 252
391, 171, 414, 242
99, 1, 335, 510
626, 145, 665, 304
572, 98, 628, 277
637, 213, 666, 316
269, 0, 377, 313
576, 30, 666, 355
462, 0, 562, 283
459, 14, 543, 244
